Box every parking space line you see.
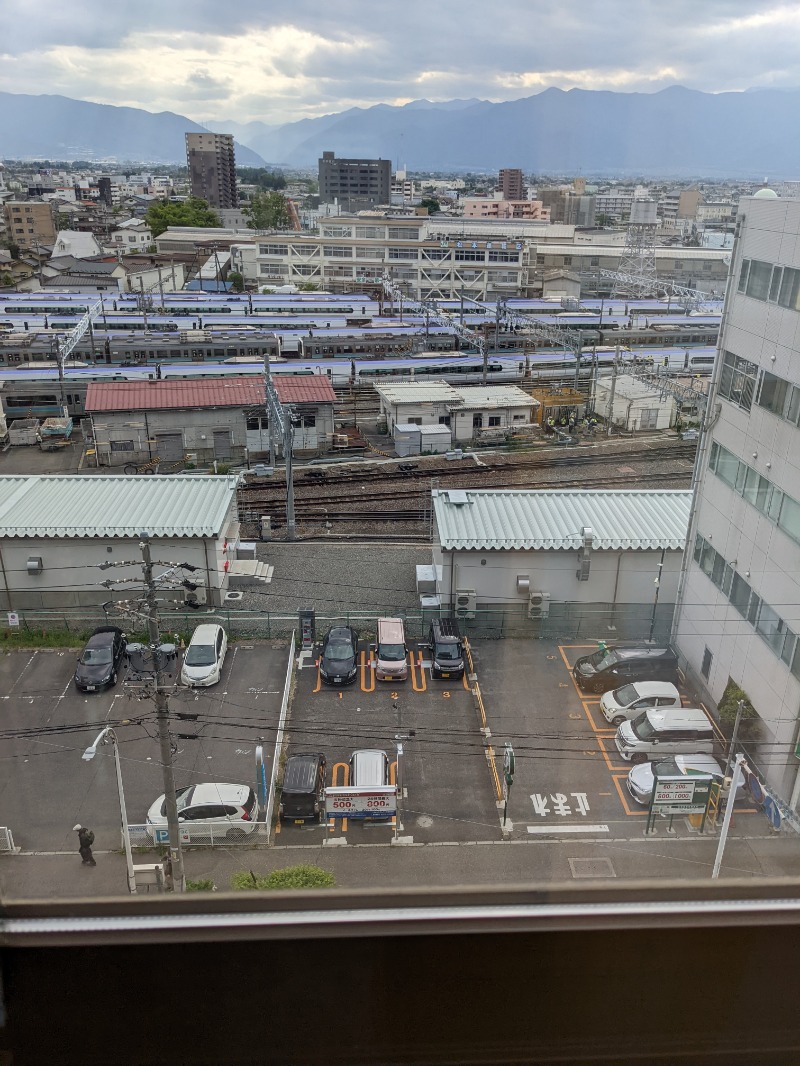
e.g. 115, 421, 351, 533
596, 735, 630, 773
612, 774, 648, 816
312, 659, 321, 694
409, 652, 427, 692
332, 762, 349, 833
462, 672, 469, 691
558, 644, 596, 700
486, 745, 503, 801
360, 650, 375, 693
582, 700, 615, 734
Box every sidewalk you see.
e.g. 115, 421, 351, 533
4, 830, 800, 900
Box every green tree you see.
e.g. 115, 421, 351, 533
595, 213, 613, 228
244, 190, 291, 231
228, 270, 245, 293
1, 272, 14, 288
237, 167, 287, 191
420, 196, 441, 214
145, 196, 221, 237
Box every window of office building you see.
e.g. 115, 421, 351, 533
322, 226, 352, 238
258, 244, 288, 256
323, 246, 352, 257
355, 246, 385, 259
388, 247, 417, 260
355, 226, 384, 239
718, 350, 758, 411
387, 227, 418, 240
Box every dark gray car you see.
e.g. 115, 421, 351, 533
74, 626, 126, 692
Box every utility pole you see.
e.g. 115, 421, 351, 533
607, 347, 620, 436
157, 264, 165, 310
263, 350, 296, 540
140, 534, 186, 892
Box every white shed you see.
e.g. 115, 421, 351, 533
593, 374, 677, 432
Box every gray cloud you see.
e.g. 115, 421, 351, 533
0, 0, 798, 123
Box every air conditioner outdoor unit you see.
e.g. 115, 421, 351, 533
455, 589, 477, 619
184, 584, 207, 608
528, 591, 551, 619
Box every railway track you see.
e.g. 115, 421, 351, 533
242, 469, 690, 531
239, 441, 695, 500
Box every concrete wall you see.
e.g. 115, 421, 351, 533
433, 546, 682, 606
91, 408, 248, 467
0, 530, 236, 610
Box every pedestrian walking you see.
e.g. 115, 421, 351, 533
74, 824, 96, 866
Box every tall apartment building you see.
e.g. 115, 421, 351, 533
3, 200, 57, 250
318, 152, 391, 210
185, 132, 238, 209
498, 168, 525, 201
538, 189, 596, 228
673, 191, 800, 801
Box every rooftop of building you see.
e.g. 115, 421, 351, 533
375, 381, 537, 408
272, 376, 337, 404
85, 378, 264, 413
432, 488, 691, 551
0, 474, 238, 538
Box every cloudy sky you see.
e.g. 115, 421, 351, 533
1, 0, 799, 126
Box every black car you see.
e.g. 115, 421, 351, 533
280, 753, 327, 822
572, 644, 679, 694
74, 626, 127, 692
319, 626, 359, 686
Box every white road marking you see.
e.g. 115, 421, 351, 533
527, 824, 610, 834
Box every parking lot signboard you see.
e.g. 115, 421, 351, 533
647, 774, 713, 832
325, 786, 397, 820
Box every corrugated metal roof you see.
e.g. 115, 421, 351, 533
86, 379, 264, 412
273, 377, 337, 404
451, 386, 537, 409
0, 475, 238, 538
433, 489, 691, 551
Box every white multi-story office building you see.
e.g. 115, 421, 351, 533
674, 191, 800, 802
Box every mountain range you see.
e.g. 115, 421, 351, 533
1, 87, 798, 177
0, 92, 265, 166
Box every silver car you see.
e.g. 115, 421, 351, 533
600, 681, 682, 726
627, 754, 743, 806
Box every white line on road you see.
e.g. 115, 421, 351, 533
527, 824, 610, 834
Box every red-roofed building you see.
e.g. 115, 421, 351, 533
85, 375, 338, 467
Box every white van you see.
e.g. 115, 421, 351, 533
615, 708, 715, 763
375, 617, 408, 681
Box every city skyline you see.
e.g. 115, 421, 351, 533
0, 0, 798, 126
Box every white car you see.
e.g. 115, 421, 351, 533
599, 681, 681, 726
146, 782, 258, 837
626, 754, 744, 807
180, 623, 228, 687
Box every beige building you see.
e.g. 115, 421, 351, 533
462, 198, 548, 220
3, 200, 57, 250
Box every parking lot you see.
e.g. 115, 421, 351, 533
0, 641, 290, 854
0, 633, 766, 869
281, 635, 499, 844
475, 639, 760, 839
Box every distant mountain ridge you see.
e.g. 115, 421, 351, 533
0, 92, 266, 165
1, 87, 798, 177
214, 86, 800, 178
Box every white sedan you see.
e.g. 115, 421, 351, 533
627, 754, 745, 806
180, 623, 228, 687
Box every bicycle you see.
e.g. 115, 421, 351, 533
123, 454, 191, 474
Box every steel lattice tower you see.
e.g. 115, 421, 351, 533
613, 199, 659, 297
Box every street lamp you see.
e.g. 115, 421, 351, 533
82, 726, 136, 894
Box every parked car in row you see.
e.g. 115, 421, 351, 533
280, 753, 327, 823
180, 623, 227, 687
627, 754, 745, 807
146, 782, 258, 838
319, 626, 359, 686
573, 644, 679, 694
74, 626, 126, 692
615, 707, 715, 763
599, 681, 682, 726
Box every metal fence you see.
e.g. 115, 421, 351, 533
0, 826, 17, 853
127, 821, 271, 848
3, 602, 674, 644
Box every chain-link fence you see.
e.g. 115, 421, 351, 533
2, 601, 675, 644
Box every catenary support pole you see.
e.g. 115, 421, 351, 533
140, 534, 185, 892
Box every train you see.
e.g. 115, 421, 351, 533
0, 346, 717, 422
